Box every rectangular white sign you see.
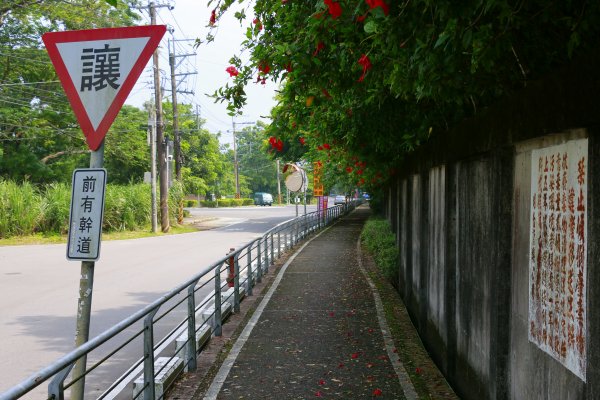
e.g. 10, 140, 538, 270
67, 168, 107, 261
529, 138, 587, 381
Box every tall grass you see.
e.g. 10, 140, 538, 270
0, 181, 167, 238
104, 183, 151, 231
0, 180, 43, 237
361, 217, 399, 285
39, 183, 71, 234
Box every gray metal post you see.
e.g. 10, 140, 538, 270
270, 233, 274, 265
233, 254, 240, 313
48, 363, 74, 400
264, 236, 270, 274
214, 266, 222, 336
72, 142, 104, 400
186, 281, 199, 372
143, 308, 159, 400
246, 249, 253, 296
277, 232, 281, 258
256, 241, 262, 283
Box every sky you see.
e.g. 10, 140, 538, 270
125, 0, 278, 146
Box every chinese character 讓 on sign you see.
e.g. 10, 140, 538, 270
67, 169, 107, 261
80, 44, 121, 92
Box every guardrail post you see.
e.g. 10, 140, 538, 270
246, 248, 253, 296
233, 253, 240, 313
48, 363, 75, 400
214, 265, 223, 336
187, 280, 199, 372
143, 308, 159, 400
270, 233, 274, 265
256, 240, 263, 283
277, 231, 281, 258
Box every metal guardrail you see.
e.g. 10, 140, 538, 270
1, 201, 359, 400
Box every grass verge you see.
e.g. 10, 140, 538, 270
0, 224, 199, 246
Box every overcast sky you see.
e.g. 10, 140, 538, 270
125, 0, 278, 146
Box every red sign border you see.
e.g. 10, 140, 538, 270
42, 25, 166, 151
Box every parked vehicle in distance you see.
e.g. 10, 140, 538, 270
334, 195, 346, 205
362, 192, 370, 200
254, 192, 273, 206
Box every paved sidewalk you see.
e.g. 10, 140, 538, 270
195, 206, 418, 399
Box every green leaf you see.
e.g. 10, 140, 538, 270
364, 20, 378, 34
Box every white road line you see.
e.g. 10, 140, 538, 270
356, 237, 418, 400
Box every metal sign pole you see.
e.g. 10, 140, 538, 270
72, 142, 104, 400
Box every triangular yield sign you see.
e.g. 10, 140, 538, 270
43, 25, 166, 151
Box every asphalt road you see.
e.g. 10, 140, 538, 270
0, 204, 316, 399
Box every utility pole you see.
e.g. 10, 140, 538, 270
231, 120, 254, 199
232, 119, 239, 199
167, 37, 196, 181
149, 107, 158, 233
149, 1, 169, 232
276, 159, 282, 204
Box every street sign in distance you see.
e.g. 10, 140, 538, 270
67, 168, 107, 261
42, 25, 166, 151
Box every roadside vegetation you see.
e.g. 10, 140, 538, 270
361, 217, 399, 287
0, 179, 185, 239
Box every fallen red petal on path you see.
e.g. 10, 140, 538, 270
373, 388, 383, 396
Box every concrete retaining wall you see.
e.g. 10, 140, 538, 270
384, 52, 600, 399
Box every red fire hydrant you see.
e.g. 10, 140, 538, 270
227, 248, 235, 288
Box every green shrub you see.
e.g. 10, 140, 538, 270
39, 183, 71, 234
0, 180, 43, 237
361, 218, 399, 285
242, 198, 254, 206
200, 200, 217, 208
218, 198, 233, 207
186, 199, 198, 207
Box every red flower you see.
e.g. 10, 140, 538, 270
313, 41, 325, 57
209, 9, 216, 25
253, 18, 262, 30
225, 66, 239, 77
299, 137, 306, 145
346, 167, 353, 173
315, 391, 323, 397
324, 0, 342, 19
318, 379, 325, 385
323, 143, 331, 150
415, 367, 423, 374
321, 88, 332, 98
351, 352, 360, 359
356, 13, 368, 22
357, 54, 372, 82
365, 0, 389, 16
373, 388, 383, 396
285, 62, 293, 73
258, 62, 271, 74
318, 145, 324, 151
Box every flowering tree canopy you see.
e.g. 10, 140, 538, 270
206, 0, 600, 192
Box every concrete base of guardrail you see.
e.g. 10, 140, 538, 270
176, 325, 211, 372
198, 301, 232, 329
132, 356, 183, 399
221, 286, 246, 303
